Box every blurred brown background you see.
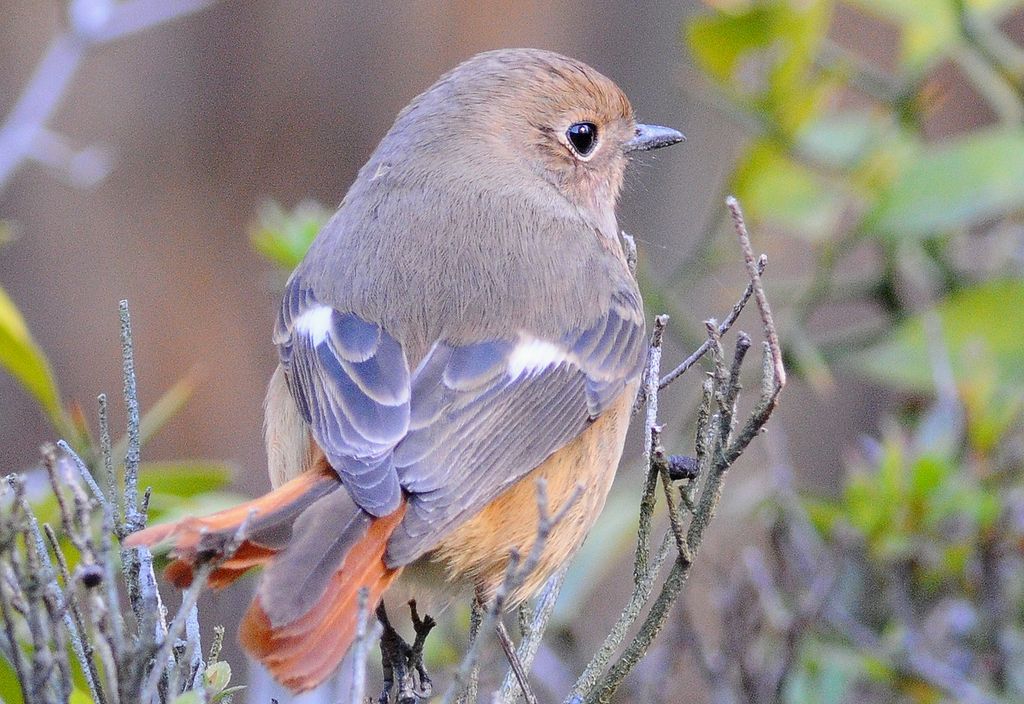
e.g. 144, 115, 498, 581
1, 0, 956, 700
0, 0, 737, 474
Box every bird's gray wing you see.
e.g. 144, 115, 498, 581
277, 277, 645, 553
275, 279, 410, 516
386, 286, 645, 565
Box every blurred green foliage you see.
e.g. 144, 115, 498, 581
685, 0, 1024, 389
786, 376, 1024, 702
686, 0, 1024, 701
250, 199, 331, 272
855, 278, 1024, 391
0, 283, 74, 441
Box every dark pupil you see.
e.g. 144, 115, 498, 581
567, 122, 597, 156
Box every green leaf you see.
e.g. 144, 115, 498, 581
212, 685, 246, 703
204, 660, 232, 693
688, 7, 781, 87
734, 139, 842, 238
0, 283, 67, 432
685, 1, 833, 134
867, 129, 1024, 238
112, 373, 196, 460
138, 461, 233, 498
802, 496, 844, 536
850, 279, 1024, 391
965, 377, 1023, 454
146, 490, 248, 528
0, 653, 26, 704
847, 0, 1020, 71
909, 454, 947, 496
250, 199, 330, 270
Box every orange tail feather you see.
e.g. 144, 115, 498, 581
124, 465, 336, 586
124, 463, 406, 692
240, 503, 405, 692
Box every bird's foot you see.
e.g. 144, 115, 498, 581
377, 600, 436, 704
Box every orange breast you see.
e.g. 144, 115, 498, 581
429, 383, 637, 605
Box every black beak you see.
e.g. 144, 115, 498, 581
625, 123, 685, 153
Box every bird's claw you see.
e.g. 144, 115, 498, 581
377, 600, 436, 704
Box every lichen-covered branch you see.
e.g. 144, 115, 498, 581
565, 196, 785, 704
0, 302, 238, 704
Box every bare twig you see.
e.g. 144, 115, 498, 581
119, 300, 142, 533
444, 479, 584, 704
350, 588, 381, 704
726, 197, 785, 389
57, 439, 114, 522
139, 514, 249, 704
495, 619, 539, 704
0, 0, 217, 193
456, 597, 485, 704
0, 301, 232, 703
42, 523, 108, 704
568, 196, 784, 704
569, 317, 676, 701
1, 478, 37, 699
115, 300, 171, 677
497, 568, 568, 703
636, 317, 669, 575
658, 255, 767, 390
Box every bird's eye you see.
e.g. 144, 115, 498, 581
566, 122, 598, 157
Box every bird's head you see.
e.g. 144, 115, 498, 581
379, 48, 683, 230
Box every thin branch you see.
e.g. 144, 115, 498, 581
350, 588, 381, 704
1, 301, 245, 703
445, 479, 583, 704
497, 568, 568, 704
495, 619, 538, 704
42, 523, 108, 704
569, 316, 676, 701
119, 300, 142, 533
0, 0, 217, 193
726, 197, 785, 390
115, 300, 171, 675
8, 464, 104, 704
0, 479, 35, 699
98, 393, 122, 530
138, 514, 249, 704
570, 196, 784, 704
653, 427, 691, 566
57, 439, 115, 523
636, 316, 669, 573
658, 255, 767, 390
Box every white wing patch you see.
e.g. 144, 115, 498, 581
293, 305, 333, 345
507, 336, 569, 377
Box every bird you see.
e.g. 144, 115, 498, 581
125, 47, 684, 693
